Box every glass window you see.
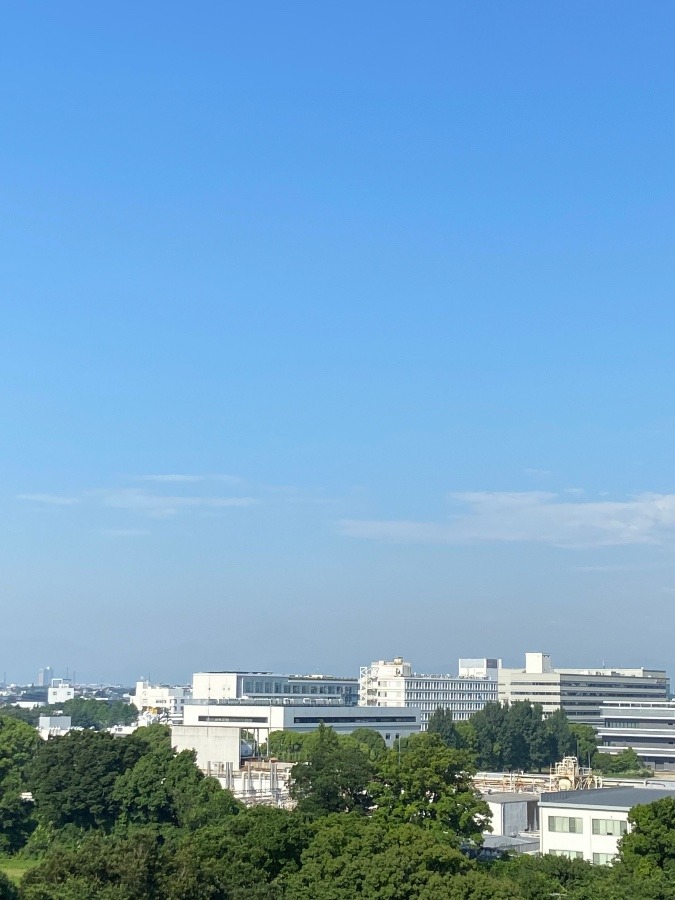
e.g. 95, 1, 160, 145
548, 816, 583, 834
592, 853, 616, 866
592, 819, 627, 837
550, 849, 583, 860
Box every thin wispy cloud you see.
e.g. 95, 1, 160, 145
101, 489, 257, 518
17, 493, 81, 506
138, 474, 242, 484
339, 491, 675, 549
102, 528, 150, 538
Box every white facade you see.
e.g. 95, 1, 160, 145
540, 787, 675, 864
132, 680, 188, 722
174, 700, 421, 772
458, 658, 501, 679
498, 653, 669, 726
599, 701, 675, 770
360, 658, 498, 727
192, 671, 359, 705
38, 715, 72, 740
48, 678, 74, 705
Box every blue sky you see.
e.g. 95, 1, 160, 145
2, 3, 675, 683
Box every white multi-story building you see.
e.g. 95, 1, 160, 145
192, 671, 359, 706
359, 657, 499, 728
498, 653, 669, 727
131, 680, 189, 722
598, 701, 675, 771
539, 786, 675, 864
173, 699, 421, 772
47, 678, 74, 705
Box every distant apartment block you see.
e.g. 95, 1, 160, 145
359, 657, 498, 727
498, 652, 669, 727
192, 671, 359, 706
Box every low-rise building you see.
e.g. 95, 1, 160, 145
359, 657, 498, 727
173, 699, 421, 772
38, 715, 71, 740
598, 701, 675, 771
539, 786, 675, 864
131, 680, 188, 723
483, 791, 539, 836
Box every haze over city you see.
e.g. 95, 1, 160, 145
3, 3, 675, 683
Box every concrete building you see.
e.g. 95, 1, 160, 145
192, 671, 359, 705
539, 786, 675, 864
173, 699, 421, 772
483, 792, 539, 836
598, 701, 675, 771
47, 678, 74, 705
359, 658, 498, 728
498, 653, 669, 727
131, 680, 188, 723
38, 715, 71, 740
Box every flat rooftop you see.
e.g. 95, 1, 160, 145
540, 786, 675, 810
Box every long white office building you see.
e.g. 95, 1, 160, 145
498, 653, 669, 727
173, 699, 421, 772
598, 701, 675, 771
192, 671, 359, 705
359, 657, 499, 728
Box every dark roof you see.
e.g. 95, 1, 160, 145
540, 787, 675, 810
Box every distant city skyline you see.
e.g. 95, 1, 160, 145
3, 3, 675, 682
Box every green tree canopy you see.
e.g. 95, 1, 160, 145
370, 732, 489, 840
290, 723, 374, 817
28, 731, 142, 830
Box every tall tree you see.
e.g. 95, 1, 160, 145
290, 723, 374, 817
371, 732, 489, 840
427, 708, 461, 749
28, 731, 142, 830
0, 716, 39, 852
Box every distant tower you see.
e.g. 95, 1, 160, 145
37, 666, 54, 687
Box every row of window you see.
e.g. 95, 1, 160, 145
549, 850, 615, 866
293, 715, 417, 724
243, 680, 351, 695
548, 817, 627, 836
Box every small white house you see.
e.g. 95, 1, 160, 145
38, 716, 71, 740
47, 678, 74, 705
539, 786, 675, 865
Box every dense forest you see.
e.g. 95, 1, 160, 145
0, 702, 672, 899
